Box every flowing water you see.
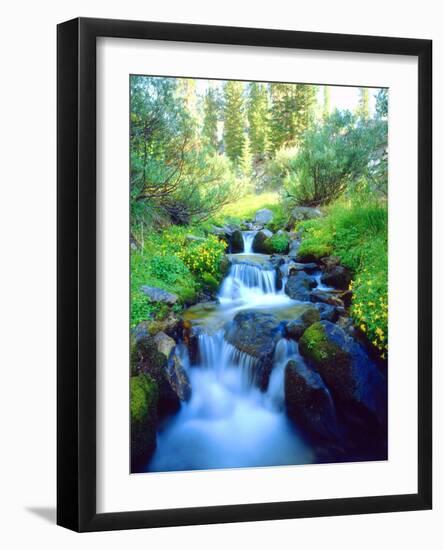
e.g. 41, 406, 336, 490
147, 231, 315, 472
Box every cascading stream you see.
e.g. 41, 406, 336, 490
147, 231, 314, 472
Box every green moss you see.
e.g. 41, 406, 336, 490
299, 322, 346, 365
130, 374, 158, 423
131, 330, 167, 377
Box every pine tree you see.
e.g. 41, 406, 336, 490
223, 80, 245, 164
247, 82, 269, 161
240, 134, 252, 178
294, 84, 318, 138
375, 88, 388, 119
269, 83, 317, 152
202, 87, 219, 150
356, 88, 370, 120
269, 83, 297, 152
323, 86, 331, 120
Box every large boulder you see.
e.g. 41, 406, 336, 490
287, 239, 301, 258
254, 208, 274, 225
299, 321, 387, 427
252, 229, 273, 253
224, 310, 282, 390
279, 260, 318, 279
284, 271, 317, 301
140, 286, 178, 305
131, 323, 189, 415
287, 206, 322, 229
285, 306, 321, 340
167, 350, 192, 402
310, 289, 344, 308
320, 265, 352, 290
314, 302, 340, 323
153, 331, 175, 359
285, 360, 340, 442
230, 229, 244, 253
130, 373, 158, 472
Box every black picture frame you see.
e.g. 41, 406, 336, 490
57, 17, 432, 532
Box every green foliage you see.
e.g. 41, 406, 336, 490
130, 374, 158, 423
240, 134, 253, 179
176, 235, 226, 278
217, 192, 281, 223
200, 272, 220, 292
297, 200, 388, 354
202, 87, 220, 150
265, 146, 299, 191
265, 233, 290, 253
356, 88, 370, 120
223, 80, 246, 163
323, 86, 331, 120
130, 76, 241, 226
130, 228, 199, 326
162, 151, 241, 224
247, 82, 269, 160
280, 111, 388, 206
149, 254, 192, 285
269, 83, 317, 152
376, 89, 388, 119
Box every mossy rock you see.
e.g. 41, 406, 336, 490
299, 321, 350, 372
284, 360, 340, 443
130, 374, 158, 472
130, 323, 181, 415
299, 321, 387, 428
285, 306, 321, 340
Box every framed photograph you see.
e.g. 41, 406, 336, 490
57, 17, 432, 532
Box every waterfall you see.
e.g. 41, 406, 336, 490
265, 338, 298, 411
147, 230, 314, 473
218, 262, 277, 302
197, 330, 259, 389
241, 231, 256, 254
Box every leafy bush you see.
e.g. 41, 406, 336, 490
177, 235, 226, 278
297, 200, 388, 354
265, 146, 299, 190
265, 233, 290, 253
274, 111, 388, 206
130, 236, 198, 327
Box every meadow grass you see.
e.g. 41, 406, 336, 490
219, 192, 280, 221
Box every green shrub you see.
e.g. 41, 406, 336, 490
297, 200, 388, 355
265, 233, 290, 253
177, 235, 226, 278
272, 112, 388, 206
201, 272, 220, 292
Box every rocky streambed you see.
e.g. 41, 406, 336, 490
131, 209, 387, 473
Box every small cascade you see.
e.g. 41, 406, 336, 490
265, 338, 298, 411
197, 330, 259, 389
241, 231, 257, 254
147, 227, 316, 473
218, 262, 277, 302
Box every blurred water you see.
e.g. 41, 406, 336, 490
147, 232, 314, 472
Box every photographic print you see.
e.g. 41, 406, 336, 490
129, 75, 388, 474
